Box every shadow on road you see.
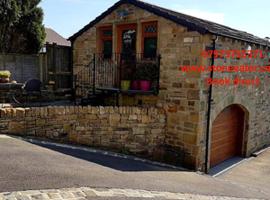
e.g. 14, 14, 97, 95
25, 139, 183, 172
209, 157, 245, 176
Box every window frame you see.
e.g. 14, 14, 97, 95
141, 21, 158, 58
99, 26, 113, 59
117, 23, 137, 54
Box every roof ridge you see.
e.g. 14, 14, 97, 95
131, 0, 266, 43
68, 0, 268, 46
45, 27, 71, 46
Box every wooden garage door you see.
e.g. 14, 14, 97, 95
210, 105, 244, 167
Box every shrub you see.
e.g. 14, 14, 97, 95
0, 71, 11, 78
134, 62, 158, 81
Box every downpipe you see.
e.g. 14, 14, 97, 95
205, 35, 218, 173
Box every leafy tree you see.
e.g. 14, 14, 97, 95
0, 0, 20, 53
0, 0, 45, 54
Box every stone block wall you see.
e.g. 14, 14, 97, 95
198, 34, 270, 170
71, 2, 270, 170
157, 20, 203, 169
72, 3, 204, 169
0, 106, 166, 158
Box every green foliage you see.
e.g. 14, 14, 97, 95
134, 61, 159, 81
0, 0, 45, 54
0, 70, 11, 78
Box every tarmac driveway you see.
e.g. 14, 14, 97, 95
0, 135, 269, 199
218, 148, 270, 198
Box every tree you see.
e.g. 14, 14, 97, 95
0, 0, 45, 54
0, 0, 20, 53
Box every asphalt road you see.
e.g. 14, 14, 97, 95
0, 135, 269, 199
219, 147, 270, 198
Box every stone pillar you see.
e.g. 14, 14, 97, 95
136, 21, 142, 54
113, 23, 117, 54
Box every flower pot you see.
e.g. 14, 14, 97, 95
121, 80, 131, 91
139, 80, 151, 91
131, 80, 140, 90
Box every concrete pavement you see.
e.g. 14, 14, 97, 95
0, 135, 269, 199
0, 187, 261, 200
218, 148, 270, 198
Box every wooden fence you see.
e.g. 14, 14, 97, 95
0, 43, 72, 92
40, 43, 72, 90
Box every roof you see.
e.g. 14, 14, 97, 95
68, 0, 269, 46
45, 28, 71, 47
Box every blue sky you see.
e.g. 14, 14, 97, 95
40, 0, 269, 39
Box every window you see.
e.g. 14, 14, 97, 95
103, 40, 112, 59
99, 27, 113, 59
144, 37, 157, 58
142, 22, 157, 58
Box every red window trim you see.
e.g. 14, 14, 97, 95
99, 26, 113, 41
98, 26, 113, 58
141, 21, 158, 57
142, 21, 158, 38
117, 23, 137, 53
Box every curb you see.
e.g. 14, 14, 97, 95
251, 146, 270, 157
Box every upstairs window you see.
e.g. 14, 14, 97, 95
100, 27, 113, 59
142, 22, 158, 58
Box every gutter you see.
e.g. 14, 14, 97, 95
205, 35, 218, 173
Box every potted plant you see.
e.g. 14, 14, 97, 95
135, 62, 158, 91
140, 79, 151, 91
121, 79, 131, 90
120, 72, 131, 91
0, 71, 11, 83
131, 72, 140, 90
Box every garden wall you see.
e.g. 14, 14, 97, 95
0, 53, 40, 83
0, 106, 166, 158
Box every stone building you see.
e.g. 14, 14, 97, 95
69, 0, 270, 171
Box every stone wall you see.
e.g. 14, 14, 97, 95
158, 20, 203, 169
198, 34, 270, 170
0, 106, 166, 158
72, 3, 203, 169
72, 2, 270, 170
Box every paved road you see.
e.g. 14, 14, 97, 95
0, 135, 269, 199
219, 148, 270, 198
0, 187, 259, 200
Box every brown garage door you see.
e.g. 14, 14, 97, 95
210, 105, 244, 167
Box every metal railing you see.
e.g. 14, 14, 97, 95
74, 53, 161, 99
